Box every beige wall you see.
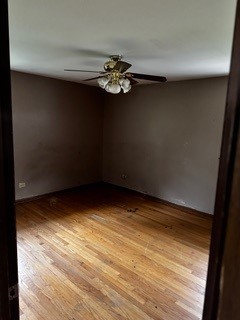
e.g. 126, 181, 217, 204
103, 77, 228, 214
12, 72, 227, 213
12, 71, 104, 200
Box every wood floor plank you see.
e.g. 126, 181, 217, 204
17, 185, 212, 319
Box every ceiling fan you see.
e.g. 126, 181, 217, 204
64, 55, 167, 94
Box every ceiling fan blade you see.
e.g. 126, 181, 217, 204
83, 76, 101, 81
114, 61, 132, 73
64, 69, 106, 74
128, 77, 139, 85
129, 72, 167, 82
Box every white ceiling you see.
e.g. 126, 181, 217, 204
8, 0, 237, 85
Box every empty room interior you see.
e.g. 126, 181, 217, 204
8, 0, 237, 319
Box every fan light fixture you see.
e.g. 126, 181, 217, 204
64, 54, 167, 94
97, 73, 131, 94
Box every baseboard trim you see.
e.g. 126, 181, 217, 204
15, 182, 104, 204
15, 181, 211, 219
102, 182, 212, 219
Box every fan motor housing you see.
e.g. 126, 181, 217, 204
104, 60, 116, 71
104, 55, 122, 71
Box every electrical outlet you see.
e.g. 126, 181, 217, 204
121, 174, 127, 180
19, 182, 26, 189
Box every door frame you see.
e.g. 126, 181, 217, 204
203, 0, 240, 318
0, 0, 19, 319
1, 0, 240, 319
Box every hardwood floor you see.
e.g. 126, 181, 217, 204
16, 185, 212, 320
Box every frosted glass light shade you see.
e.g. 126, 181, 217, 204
105, 84, 111, 92
109, 83, 121, 94
123, 85, 131, 93
98, 77, 109, 88
122, 78, 131, 89
98, 75, 131, 94
119, 78, 125, 86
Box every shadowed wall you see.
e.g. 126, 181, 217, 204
11, 72, 227, 213
103, 77, 228, 214
12, 71, 104, 200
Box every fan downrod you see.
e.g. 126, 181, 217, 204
109, 55, 122, 62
